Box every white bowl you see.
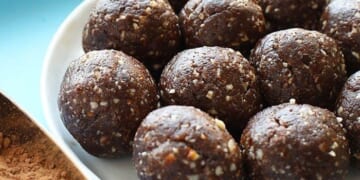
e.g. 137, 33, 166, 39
41, 0, 136, 179
41, 0, 360, 179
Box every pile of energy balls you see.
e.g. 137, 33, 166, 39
58, 0, 360, 179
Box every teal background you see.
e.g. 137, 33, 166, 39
0, 0, 82, 129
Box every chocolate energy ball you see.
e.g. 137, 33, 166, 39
133, 105, 244, 179
250, 28, 347, 109
160, 46, 263, 138
336, 71, 360, 162
179, 0, 265, 55
82, 0, 181, 76
321, 0, 360, 74
168, 0, 188, 13
241, 103, 350, 179
58, 50, 159, 157
258, 0, 329, 31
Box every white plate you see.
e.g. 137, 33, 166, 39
41, 0, 360, 179
41, 0, 137, 179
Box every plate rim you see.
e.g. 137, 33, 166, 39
40, 0, 100, 179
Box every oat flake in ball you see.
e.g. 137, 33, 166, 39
336, 71, 360, 163
82, 0, 181, 75
58, 50, 159, 157
160, 46, 263, 138
133, 105, 244, 180
321, 0, 360, 74
241, 103, 350, 179
179, 0, 265, 55
250, 28, 347, 109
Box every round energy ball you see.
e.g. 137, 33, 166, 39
82, 0, 181, 76
321, 0, 360, 74
133, 105, 244, 179
58, 50, 159, 157
258, 0, 329, 31
250, 28, 347, 109
336, 71, 360, 163
179, 0, 265, 55
241, 103, 350, 179
160, 46, 263, 137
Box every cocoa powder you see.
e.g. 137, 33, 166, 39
0, 94, 85, 180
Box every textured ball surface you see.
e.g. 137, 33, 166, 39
321, 0, 360, 74
250, 28, 346, 108
179, 0, 265, 55
133, 105, 244, 179
336, 71, 360, 163
82, 0, 181, 75
160, 46, 263, 137
241, 103, 350, 179
58, 50, 159, 157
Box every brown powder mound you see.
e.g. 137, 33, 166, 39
0, 94, 85, 180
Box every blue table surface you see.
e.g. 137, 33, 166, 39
0, 0, 82, 129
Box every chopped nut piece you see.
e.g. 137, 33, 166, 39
227, 139, 237, 153
215, 119, 226, 130
215, 166, 224, 176
164, 153, 176, 165
187, 149, 200, 161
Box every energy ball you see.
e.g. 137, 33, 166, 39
58, 50, 159, 157
336, 71, 360, 162
179, 0, 265, 55
82, 0, 181, 76
168, 0, 188, 13
250, 28, 347, 109
133, 105, 244, 179
258, 0, 329, 31
160, 46, 263, 138
240, 103, 350, 179
321, 0, 360, 74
